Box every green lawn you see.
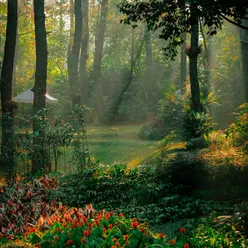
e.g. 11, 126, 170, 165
86, 125, 157, 167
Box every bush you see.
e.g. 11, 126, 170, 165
139, 91, 185, 140
226, 102, 248, 151
156, 149, 248, 196
0, 176, 59, 238
50, 163, 176, 209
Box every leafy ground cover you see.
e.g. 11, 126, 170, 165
1, 168, 248, 247
0, 104, 247, 247
0, 177, 191, 248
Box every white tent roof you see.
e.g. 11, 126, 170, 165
13, 89, 58, 103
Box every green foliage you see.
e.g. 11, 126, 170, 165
118, 0, 248, 58
109, 197, 221, 226
0, 176, 59, 238
46, 115, 74, 171
183, 110, 214, 140
70, 105, 92, 172
51, 163, 172, 207
156, 131, 177, 161
139, 91, 185, 140
24, 206, 168, 248
226, 102, 248, 151
139, 89, 216, 146
188, 213, 248, 247
6, 106, 92, 175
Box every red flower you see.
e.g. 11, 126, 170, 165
124, 235, 128, 241
169, 240, 176, 245
95, 219, 100, 226
180, 228, 186, 233
9, 201, 13, 207
140, 228, 145, 233
81, 238, 86, 243
83, 230, 89, 237
112, 238, 117, 242
184, 244, 190, 248
112, 246, 117, 248
66, 240, 73, 245
88, 222, 92, 230
109, 224, 113, 229
132, 221, 139, 229
54, 236, 59, 241
159, 233, 165, 238
115, 242, 120, 247
103, 227, 107, 232
119, 213, 124, 218
8, 234, 14, 240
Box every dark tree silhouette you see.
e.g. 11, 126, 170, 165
0, 0, 18, 174
92, 0, 108, 123
68, 0, 83, 107
79, 0, 89, 104
32, 0, 48, 172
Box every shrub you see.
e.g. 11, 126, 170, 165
22, 205, 171, 248
226, 102, 248, 151
0, 176, 59, 238
139, 91, 185, 140
50, 163, 175, 209
188, 213, 248, 247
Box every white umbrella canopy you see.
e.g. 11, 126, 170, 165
12, 89, 58, 103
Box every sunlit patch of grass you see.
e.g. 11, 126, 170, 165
110, 126, 120, 130
87, 129, 96, 133
168, 142, 186, 151
127, 157, 144, 168
88, 138, 157, 167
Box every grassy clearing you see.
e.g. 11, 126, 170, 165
86, 125, 157, 167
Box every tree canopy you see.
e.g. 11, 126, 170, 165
118, 0, 248, 58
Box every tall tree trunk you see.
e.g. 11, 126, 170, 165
144, 28, 154, 105
188, 17, 202, 113
32, 0, 48, 173
79, 0, 89, 104
59, 0, 64, 34
144, 28, 152, 71
240, 16, 248, 102
68, 0, 74, 53
179, 0, 187, 93
106, 29, 144, 124
93, 0, 108, 123
68, 0, 82, 107
200, 19, 212, 98
0, 0, 18, 174
180, 32, 187, 92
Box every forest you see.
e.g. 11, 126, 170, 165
0, 0, 248, 247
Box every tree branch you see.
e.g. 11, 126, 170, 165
220, 14, 248, 30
